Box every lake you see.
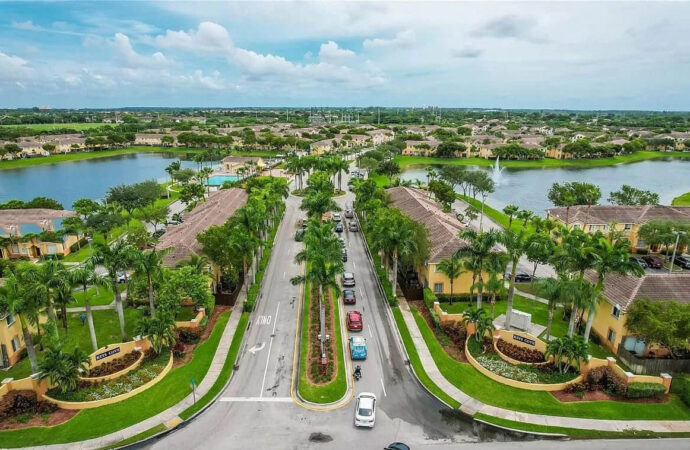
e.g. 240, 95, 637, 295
400, 159, 690, 215
0, 153, 214, 209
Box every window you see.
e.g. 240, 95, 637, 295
11, 336, 20, 352
433, 283, 444, 294
607, 329, 616, 344
624, 224, 632, 231
611, 305, 621, 319
5, 314, 15, 327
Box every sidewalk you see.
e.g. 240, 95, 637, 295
34, 299, 246, 450
397, 297, 690, 433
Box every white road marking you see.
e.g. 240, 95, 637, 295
257, 315, 272, 325
353, 261, 356, 269
259, 301, 280, 398
248, 342, 266, 354
220, 397, 293, 403
283, 271, 286, 280
359, 287, 364, 298
380, 378, 387, 397
368, 326, 373, 338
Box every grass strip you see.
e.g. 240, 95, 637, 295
411, 307, 690, 420
97, 424, 167, 450
392, 307, 460, 408
179, 312, 250, 420
298, 284, 347, 403
0, 311, 231, 447
672, 192, 690, 206
474, 413, 690, 439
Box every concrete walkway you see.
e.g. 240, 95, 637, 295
397, 297, 690, 433
35, 299, 246, 450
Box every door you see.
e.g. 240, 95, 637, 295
0, 344, 8, 369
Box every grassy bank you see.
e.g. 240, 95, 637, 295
0, 311, 231, 447
672, 192, 690, 206
457, 194, 536, 234
0, 146, 279, 170
395, 151, 690, 170
298, 283, 348, 404
411, 307, 690, 420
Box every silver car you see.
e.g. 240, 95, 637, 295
354, 392, 376, 428
343, 272, 355, 287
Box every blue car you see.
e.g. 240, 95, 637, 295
349, 336, 367, 360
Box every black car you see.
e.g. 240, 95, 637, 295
642, 255, 664, 269
674, 255, 690, 269
335, 223, 343, 233
385, 444, 410, 450
342, 249, 348, 262
507, 272, 532, 283
295, 229, 305, 242
629, 256, 648, 269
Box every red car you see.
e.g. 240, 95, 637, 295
347, 311, 363, 331
642, 255, 664, 269
343, 289, 356, 305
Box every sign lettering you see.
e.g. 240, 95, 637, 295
95, 347, 121, 361
512, 335, 536, 346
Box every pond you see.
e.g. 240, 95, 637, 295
400, 159, 690, 215
0, 152, 217, 209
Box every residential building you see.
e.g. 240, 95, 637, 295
583, 271, 690, 353
0, 209, 80, 260
134, 133, 166, 146
367, 129, 394, 146
387, 187, 486, 295
546, 205, 690, 250
309, 139, 336, 155
545, 147, 572, 160
401, 140, 440, 157
221, 156, 265, 174
0, 312, 25, 369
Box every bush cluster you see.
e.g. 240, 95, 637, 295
0, 391, 57, 421
496, 339, 545, 363
86, 351, 141, 378
565, 366, 628, 396
178, 327, 203, 345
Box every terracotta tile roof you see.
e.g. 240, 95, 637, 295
387, 187, 469, 263
547, 205, 690, 225
156, 188, 248, 266
585, 271, 690, 311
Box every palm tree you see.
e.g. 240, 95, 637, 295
436, 256, 464, 304
71, 263, 108, 351
463, 307, 492, 344
53, 282, 75, 330
545, 335, 588, 374
484, 253, 508, 318
0, 274, 42, 373
502, 205, 519, 228
499, 228, 530, 330
176, 254, 210, 275
332, 157, 350, 193
23, 259, 69, 336
534, 276, 575, 341
455, 229, 501, 309
135, 311, 176, 355
198, 166, 213, 197
91, 240, 132, 340
515, 210, 534, 228
165, 160, 181, 184
130, 248, 170, 318
229, 225, 258, 300
38, 347, 91, 393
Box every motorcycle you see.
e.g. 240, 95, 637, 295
353, 365, 362, 381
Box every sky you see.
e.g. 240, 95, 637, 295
0, 1, 689, 110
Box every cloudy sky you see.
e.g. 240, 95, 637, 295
1, 1, 688, 110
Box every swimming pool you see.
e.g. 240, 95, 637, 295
207, 175, 240, 185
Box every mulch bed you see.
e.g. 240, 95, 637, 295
306, 287, 338, 385
0, 390, 78, 431
173, 305, 230, 368
409, 300, 467, 363
551, 390, 670, 404
0, 408, 78, 431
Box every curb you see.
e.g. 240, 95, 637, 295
473, 418, 569, 440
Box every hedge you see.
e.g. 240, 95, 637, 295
626, 382, 667, 399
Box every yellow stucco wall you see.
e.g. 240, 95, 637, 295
421, 263, 490, 296
588, 299, 627, 353
0, 313, 26, 367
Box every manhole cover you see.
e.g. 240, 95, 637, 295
308, 432, 333, 443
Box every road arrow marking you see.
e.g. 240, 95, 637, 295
248, 342, 266, 354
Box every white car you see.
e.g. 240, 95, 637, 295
354, 392, 377, 428
333, 213, 342, 222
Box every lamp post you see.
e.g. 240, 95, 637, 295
669, 230, 686, 274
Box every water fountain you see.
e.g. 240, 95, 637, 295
491, 156, 505, 184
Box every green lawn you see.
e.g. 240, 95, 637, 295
100, 424, 167, 449
474, 413, 690, 439
457, 194, 536, 235
0, 311, 231, 447
2, 308, 140, 380
0, 123, 108, 131
411, 307, 690, 420
179, 312, 249, 419
72, 285, 117, 307
298, 284, 347, 404
395, 151, 690, 170
672, 192, 690, 206
392, 307, 461, 408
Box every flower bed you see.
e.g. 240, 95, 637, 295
46, 350, 170, 402
83, 351, 142, 378
496, 339, 545, 363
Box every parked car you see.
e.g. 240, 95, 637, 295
342, 249, 348, 262
348, 185, 354, 191
385, 444, 410, 450
152, 229, 166, 239
348, 221, 359, 232
354, 392, 377, 428
339, 237, 345, 246
335, 223, 344, 233
506, 272, 532, 283
343, 272, 355, 287
295, 229, 305, 241
642, 255, 664, 269
349, 335, 367, 360
344, 209, 354, 219
674, 255, 690, 269
333, 213, 342, 222
343, 288, 356, 304
629, 256, 649, 269
347, 310, 363, 331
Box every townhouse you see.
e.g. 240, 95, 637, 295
401, 139, 440, 157
0, 312, 25, 370
0, 209, 80, 260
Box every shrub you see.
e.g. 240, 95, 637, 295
0, 391, 57, 421
423, 288, 438, 309
586, 366, 627, 396
496, 339, 545, 363
626, 382, 666, 399
86, 351, 141, 378
440, 323, 467, 349
178, 327, 203, 345
672, 376, 690, 407
564, 382, 588, 394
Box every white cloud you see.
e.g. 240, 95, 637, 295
0, 50, 33, 82
12, 20, 40, 31
318, 40, 355, 64
113, 33, 171, 69
152, 21, 234, 54
362, 29, 416, 49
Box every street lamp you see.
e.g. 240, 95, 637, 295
669, 230, 687, 274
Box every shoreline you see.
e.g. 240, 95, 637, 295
395, 151, 690, 170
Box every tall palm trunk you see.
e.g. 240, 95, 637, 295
546, 302, 555, 341
567, 300, 577, 337
148, 275, 156, 318
583, 308, 595, 343
504, 262, 518, 329
60, 304, 68, 329
20, 318, 38, 373
45, 298, 59, 335
85, 298, 98, 351
112, 276, 127, 340
392, 248, 399, 292
476, 273, 484, 309
243, 256, 249, 300
449, 281, 454, 305
490, 293, 496, 318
